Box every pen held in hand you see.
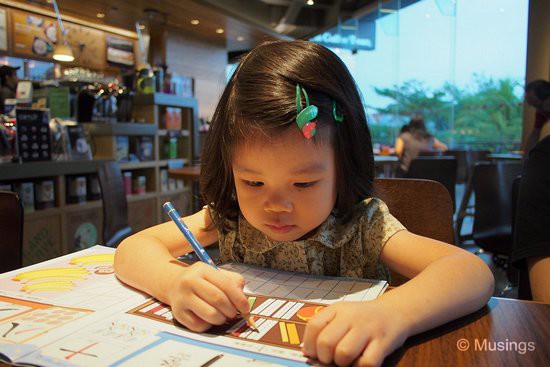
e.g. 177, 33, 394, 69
162, 201, 258, 331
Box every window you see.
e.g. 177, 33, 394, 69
312, 0, 529, 152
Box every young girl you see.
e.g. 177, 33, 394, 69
115, 40, 494, 366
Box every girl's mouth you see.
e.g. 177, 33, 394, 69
266, 224, 295, 234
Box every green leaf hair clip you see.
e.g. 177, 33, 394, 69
296, 84, 318, 139
333, 100, 344, 122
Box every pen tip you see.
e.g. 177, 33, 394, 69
247, 315, 259, 331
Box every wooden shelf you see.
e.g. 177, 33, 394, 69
157, 129, 191, 137
82, 122, 158, 136
0, 160, 110, 180
119, 161, 158, 170
133, 93, 198, 108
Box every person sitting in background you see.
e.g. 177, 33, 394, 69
512, 135, 550, 303
394, 116, 447, 176
0, 65, 20, 114
523, 79, 550, 157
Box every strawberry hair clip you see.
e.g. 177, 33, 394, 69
295, 84, 318, 139
295, 84, 344, 139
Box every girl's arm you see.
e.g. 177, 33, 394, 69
302, 230, 494, 366
394, 137, 404, 158
378, 230, 493, 335
114, 208, 250, 331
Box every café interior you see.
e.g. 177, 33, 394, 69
0, 1, 548, 364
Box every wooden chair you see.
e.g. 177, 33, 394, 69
404, 156, 458, 210
374, 178, 455, 285
97, 161, 132, 248
0, 191, 24, 272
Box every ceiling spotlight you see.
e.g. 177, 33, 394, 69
96, 12, 105, 18
236, 36, 245, 42
216, 28, 224, 34
306, 0, 314, 5
190, 19, 200, 25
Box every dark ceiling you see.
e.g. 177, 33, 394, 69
22, 0, 380, 52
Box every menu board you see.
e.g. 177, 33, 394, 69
11, 9, 58, 59
106, 35, 135, 66
65, 22, 106, 70
15, 108, 52, 162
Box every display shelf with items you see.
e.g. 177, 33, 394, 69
133, 93, 200, 162
83, 122, 158, 163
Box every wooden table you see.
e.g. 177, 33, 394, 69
385, 297, 549, 366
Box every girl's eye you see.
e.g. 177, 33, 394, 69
244, 180, 263, 187
294, 181, 316, 188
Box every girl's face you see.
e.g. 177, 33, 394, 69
232, 129, 337, 242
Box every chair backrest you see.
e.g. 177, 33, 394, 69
465, 150, 490, 181
404, 156, 457, 209
446, 149, 490, 184
97, 161, 132, 247
374, 178, 455, 286
0, 191, 24, 272
511, 175, 531, 300
471, 161, 523, 255
374, 178, 455, 245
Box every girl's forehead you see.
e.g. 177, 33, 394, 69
232, 129, 334, 170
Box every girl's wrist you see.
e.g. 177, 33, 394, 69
370, 297, 415, 339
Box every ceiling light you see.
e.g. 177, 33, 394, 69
307, 0, 314, 5
51, 0, 74, 62
96, 12, 105, 18
236, 36, 245, 42
190, 19, 200, 25
216, 28, 224, 34
52, 43, 75, 62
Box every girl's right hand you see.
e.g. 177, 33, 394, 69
167, 262, 250, 332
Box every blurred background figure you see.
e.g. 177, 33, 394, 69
0, 65, 20, 114
512, 135, 550, 302
394, 115, 448, 176
523, 79, 550, 157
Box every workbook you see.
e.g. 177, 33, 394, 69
0, 246, 388, 367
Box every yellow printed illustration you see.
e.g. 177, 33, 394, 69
0, 247, 137, 311
10, 255, 115, 295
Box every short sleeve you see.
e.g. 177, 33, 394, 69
355, 198, 406, 279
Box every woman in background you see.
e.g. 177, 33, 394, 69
394, 116, 447, 176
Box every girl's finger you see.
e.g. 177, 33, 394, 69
333, 327, 372, 366
174, 309, 211, 332
354, 338, 387, 367
302, 307, 336, 359
194, 278, 239, 319
315, 317, 351, 364
186, 286, 228, 326
204, 269, 251, 317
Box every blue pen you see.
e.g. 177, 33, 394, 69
163, 201, 218, 269
162, 201, 258, 331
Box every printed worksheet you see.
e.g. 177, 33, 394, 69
0, 245, 388, 367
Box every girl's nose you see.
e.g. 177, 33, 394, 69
264, 192, 293, 213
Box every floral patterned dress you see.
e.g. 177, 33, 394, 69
215, 197, 405, 281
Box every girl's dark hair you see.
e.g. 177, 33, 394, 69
408, 116, 432, 140
200, 40, 374, 232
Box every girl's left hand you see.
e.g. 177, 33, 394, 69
301, 301, 410, 366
